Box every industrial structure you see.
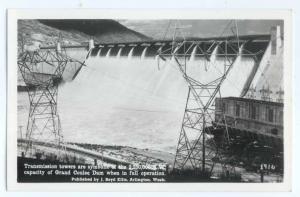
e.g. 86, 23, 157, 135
215, 97, 283, 139
17, 40, 85, 155
155, 21, 261, 174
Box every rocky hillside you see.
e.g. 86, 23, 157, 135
39, 19, 150, 43
18, 19, 151, 48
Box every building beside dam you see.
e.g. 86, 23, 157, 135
215, 97, 283, 139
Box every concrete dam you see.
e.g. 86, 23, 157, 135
18, 29, 282, 153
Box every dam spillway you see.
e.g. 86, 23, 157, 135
18, 34, 276, 153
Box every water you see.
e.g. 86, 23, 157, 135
17, 51, 255, 153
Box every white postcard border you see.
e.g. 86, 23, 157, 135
6, 9, 293, 192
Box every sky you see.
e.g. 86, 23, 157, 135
118, 20, 284, 39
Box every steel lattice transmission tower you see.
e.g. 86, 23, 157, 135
158, 21, 245, 174
18, 42, 85, 155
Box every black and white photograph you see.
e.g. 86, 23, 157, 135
6, 9, 293, 191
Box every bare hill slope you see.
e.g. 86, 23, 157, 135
18, 19, 151, 48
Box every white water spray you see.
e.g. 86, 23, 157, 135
106, 48, 112, 58
117, 48, 123, 59
189, 45, 198, 62
141, 47, 148, 60
96, 48, 102, 57
128, 47, 135, 60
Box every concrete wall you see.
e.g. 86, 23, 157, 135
247, 26, 284, 102
61, 46, 89, 81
